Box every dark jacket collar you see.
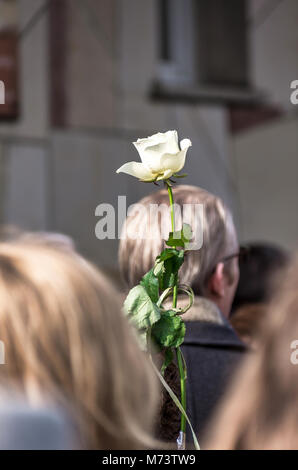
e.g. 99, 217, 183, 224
183, 319, 246, 350
180, 297, 246, 350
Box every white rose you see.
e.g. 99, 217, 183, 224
116, 130, 192, 182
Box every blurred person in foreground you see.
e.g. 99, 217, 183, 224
0, 395, 73, 450
231, 242, 289, 347
0, 225, 76, 251
119, 185, 246, 440
0, 238, 159, 449
206, 256, 298, 449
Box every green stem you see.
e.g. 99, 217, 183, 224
167, 183, 175, 232
176, 347, 186, 432
166, 183, 178, 308
166, 181, 186, 436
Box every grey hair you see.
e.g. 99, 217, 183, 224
119, 185, 237, 295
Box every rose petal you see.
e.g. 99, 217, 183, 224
116, 162, 155, 181
160, 130, 179, 154
159, 146, 190, 175
180, 139, 192, 151
117, 132, 191, 182
156, 169, 173, 181
133, 130, 180, 172
134, 132, 166, 149
133, 132, 166, 160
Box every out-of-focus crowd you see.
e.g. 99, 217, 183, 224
0, 184, 296, 450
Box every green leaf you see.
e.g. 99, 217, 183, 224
140, 268, 159, 303
166, 223, 193, 249
153, 248, 184, 290
172, 172, 188, 179
123, 285, 161, 330
166, 234, 185, 248
152, 310, 186, 349
161, 348, 173, 376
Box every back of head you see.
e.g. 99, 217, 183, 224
230, 303, 267, 347
0, 238, 158, 449
232, 242, 289, 312
119, 185, 237, 296
206, 255, 298, 449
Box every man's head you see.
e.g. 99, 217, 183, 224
119, 185, 239, 317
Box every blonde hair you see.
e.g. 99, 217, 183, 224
119, 185, 237, 294
0, 239, 159, 449
206, 256, 298, 449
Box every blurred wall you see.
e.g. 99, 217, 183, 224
232, 0, 298, 249
0, 0, 49, 230
249, 0, 298, 110
0, 0, 235, 270
232, 116, 298, 249
0, 0, 297, 271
